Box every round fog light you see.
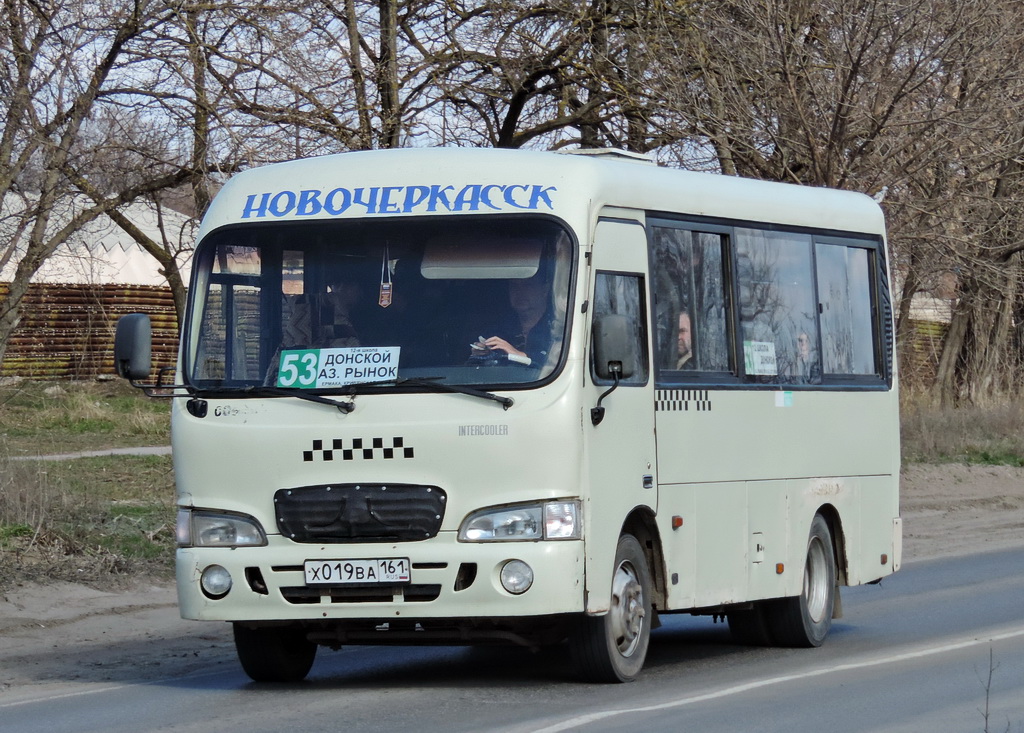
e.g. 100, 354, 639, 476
200, 564, 232, 598
500, 560, 534, 595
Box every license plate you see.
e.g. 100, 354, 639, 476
304, 558, 411, 585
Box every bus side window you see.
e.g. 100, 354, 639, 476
196, 244, 264, 383
735, 229, 820, 385
815, 242, 877, 376
591, 272, 648, 386
651, 225, 730, 376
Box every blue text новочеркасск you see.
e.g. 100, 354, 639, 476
241, 184, 558, 218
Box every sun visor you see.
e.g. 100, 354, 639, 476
420, 237, 541, 279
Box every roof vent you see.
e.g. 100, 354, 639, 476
558, 148, 656, 165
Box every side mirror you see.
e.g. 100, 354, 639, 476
592, 314, 637, 381
114, 313, 152, 380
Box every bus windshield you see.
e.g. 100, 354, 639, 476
185, 216, 575, 392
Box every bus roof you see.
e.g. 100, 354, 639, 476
199, 147, 885, 239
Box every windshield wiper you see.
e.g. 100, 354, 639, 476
200, 385, 356, 413
341, 376, 512, 409
392, 377, 514, 410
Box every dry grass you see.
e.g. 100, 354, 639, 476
0, 377, 169, 457
0, 379, 174, 590
901, 396, 1024, 466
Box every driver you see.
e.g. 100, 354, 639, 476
470, 276, 553, 367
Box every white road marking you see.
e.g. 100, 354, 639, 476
529, 625, 1024, 733
5, 626, 1022, 720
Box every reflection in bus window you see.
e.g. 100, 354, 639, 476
592, 272, 648, 385
196, 246, 263, 383
816, 243, 876, 375
735, 229, 820, 384
651, 225, 730, 375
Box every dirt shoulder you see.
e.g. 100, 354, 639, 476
0, 582, 236, 699
900, 463, 1024, 560
1, 463, 1022, 698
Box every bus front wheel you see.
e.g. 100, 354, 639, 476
233, 623, 317, 682
767, 513, 836, 647
569, 534, 652, 683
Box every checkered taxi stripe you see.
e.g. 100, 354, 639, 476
655, 389, 712, 412
303, 437, 414, 461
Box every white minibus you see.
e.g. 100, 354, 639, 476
116, 147, 901, 683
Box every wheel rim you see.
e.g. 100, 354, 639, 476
803, 535, 830, 623
609, 559, 646, 657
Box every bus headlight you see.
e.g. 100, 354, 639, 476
459, 500, 581, 541
177, 509, 267, 548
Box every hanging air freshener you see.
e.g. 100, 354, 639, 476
379, 245, 393, 307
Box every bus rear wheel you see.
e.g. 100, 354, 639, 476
569, 534, 652, 683
233, 623, 317, 682
767, 513, 836, 647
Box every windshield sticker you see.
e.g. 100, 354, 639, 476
277, 347, 400, 388
241, 184, 557, 219
743, 341, 778, 376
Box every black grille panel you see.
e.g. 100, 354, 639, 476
280, 584, 442, 604
275, 483, 446, 543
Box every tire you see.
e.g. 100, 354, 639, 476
766, 513, 836, 647
233, 623, 317, 682
727, 602, 774, 646
570, 534, 652, 683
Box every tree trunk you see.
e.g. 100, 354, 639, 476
935, 256, 1022, 406
378, 0, 401, 148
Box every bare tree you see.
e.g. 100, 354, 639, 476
185, 1, 447, 154
7, 0, 1024, 404
429, 0, 686, 151
0, 0, 190, 367
62, 3, 250, 322
645, 0, 1024, 402
191, 1, 689, 154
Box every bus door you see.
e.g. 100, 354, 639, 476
584, 218, 658, 611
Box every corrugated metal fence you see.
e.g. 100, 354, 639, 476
0, 283, 179, 379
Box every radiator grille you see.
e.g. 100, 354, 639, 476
274, 483, 446, 543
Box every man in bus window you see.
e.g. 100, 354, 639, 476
676, 311, 695, 370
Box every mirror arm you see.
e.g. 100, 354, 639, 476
128, 378, 193, 399
590, 370, 620, 426
126, 370, 193, 399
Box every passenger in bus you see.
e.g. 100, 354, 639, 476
793, 331, 821, 383
676, 311, 695, 369
316, 271, 364, 347
282, 269, 365, 349
471, 275, 554, 367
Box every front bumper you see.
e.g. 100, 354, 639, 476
176, 532, 585, 622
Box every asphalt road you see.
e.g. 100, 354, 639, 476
4, 548, 1023, 733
